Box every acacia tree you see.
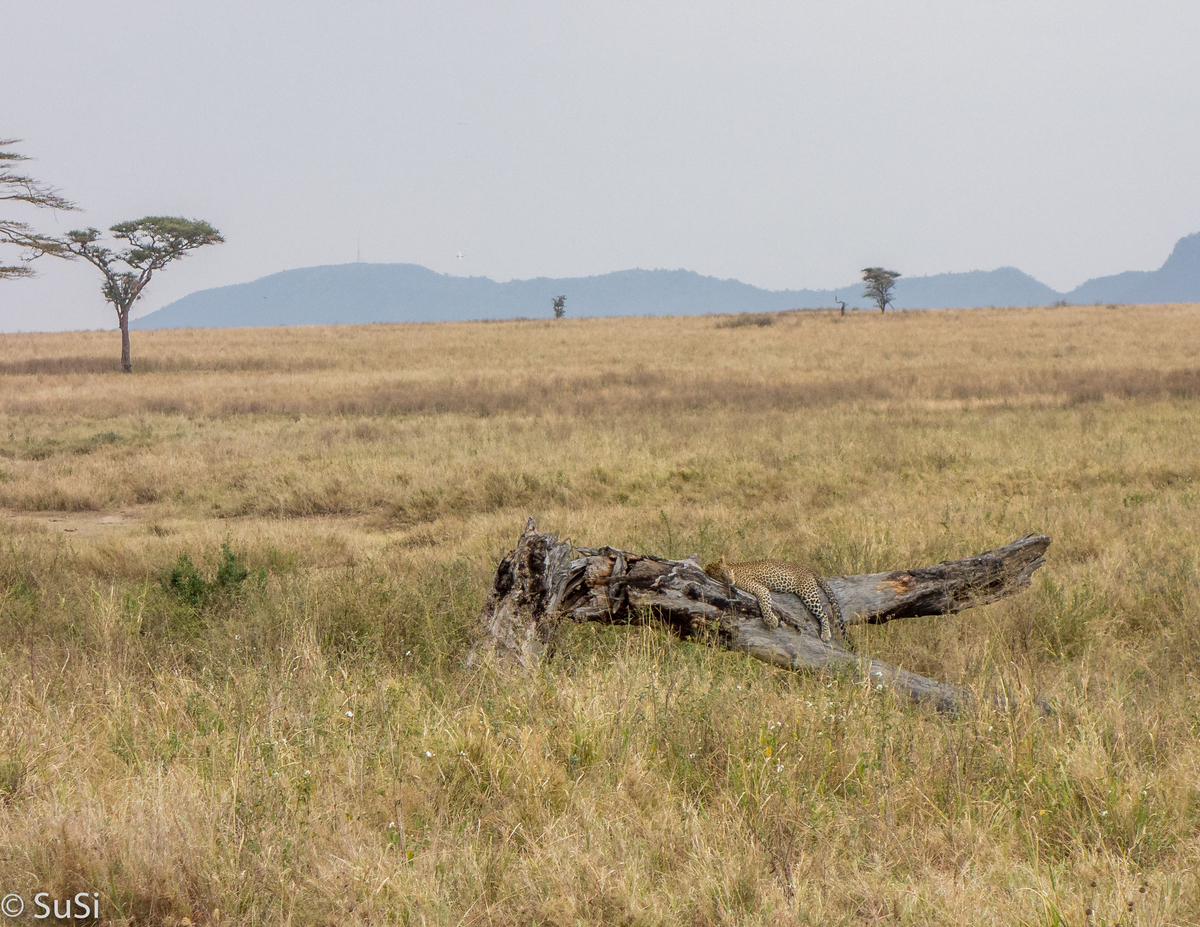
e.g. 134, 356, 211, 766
60, 217, 223, 372
861, 267, 901, 313
1, 138, 76, 279
552, 294, 567, 319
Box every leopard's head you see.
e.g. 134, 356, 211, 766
704, 557, 734, 588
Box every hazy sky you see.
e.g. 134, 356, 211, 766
3, 1, 1199, 332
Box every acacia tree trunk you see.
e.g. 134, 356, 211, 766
474, 519, 1051, 713
119, 308, 132, 373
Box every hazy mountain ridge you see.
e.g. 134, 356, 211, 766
1065, 231, 1200, 304
132, 231, 1200, 329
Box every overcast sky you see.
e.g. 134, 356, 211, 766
3, 1, 1199, 332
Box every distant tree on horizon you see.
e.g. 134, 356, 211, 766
552, 294, 566, 319
56, 217, 224, 372
862, 267, 901, 313
1, 138, 77, 279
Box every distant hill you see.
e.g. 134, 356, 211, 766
131, 231, 1200, 329
896, 267, 1061, 309
1064, 231, 1200, 304
133, 265, 833, 329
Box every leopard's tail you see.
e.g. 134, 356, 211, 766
815, 576, 846, 637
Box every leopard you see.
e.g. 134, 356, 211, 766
703, 556, 846, 642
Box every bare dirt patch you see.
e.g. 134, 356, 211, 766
2, 507, 148, 539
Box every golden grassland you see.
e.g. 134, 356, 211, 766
1, 303, 1199, 925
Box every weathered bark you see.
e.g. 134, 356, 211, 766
119, 308, 132, 373
475, 518, 1051, 713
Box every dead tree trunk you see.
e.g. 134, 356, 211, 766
474, 519, 1051, 713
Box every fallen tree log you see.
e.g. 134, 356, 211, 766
474, 519, 1051, 713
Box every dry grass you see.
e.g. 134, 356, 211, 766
715, 312, 776, 329
1, 304, 1199, 924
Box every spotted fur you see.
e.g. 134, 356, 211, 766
703, 557, 846, 642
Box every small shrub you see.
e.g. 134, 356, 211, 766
163, 541, 253, 609
215, 541, 250, 590
71, 431, 122, 455
166, 553, 208, 607
715, 313, 775, 329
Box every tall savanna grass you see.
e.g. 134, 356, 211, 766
1, 304, 1198, 924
